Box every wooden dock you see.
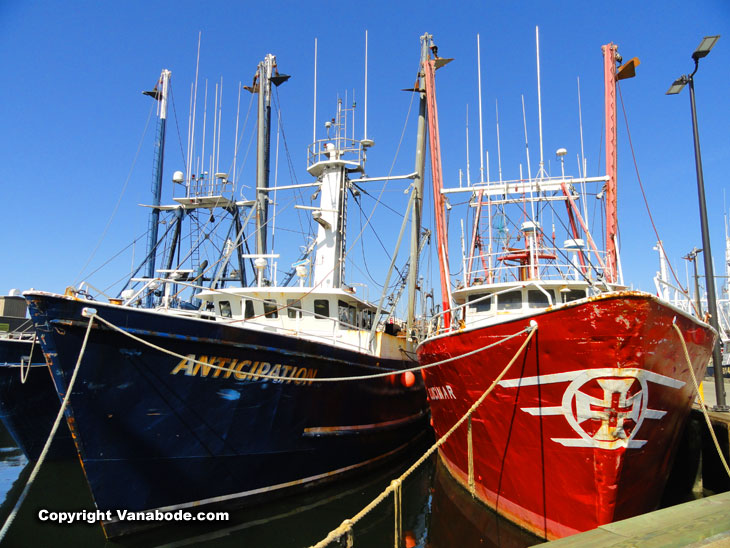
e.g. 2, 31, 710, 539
539, 490, 730, 547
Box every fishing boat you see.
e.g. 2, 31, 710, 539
25, 50, 429, 538
0, 292, 74, 460
416, 36, 716, 540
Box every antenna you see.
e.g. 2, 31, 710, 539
233, 82, 241, 185
313, 38, 318, 144
465, 104, 471, 185
477, 34, 485, 183
364, 30, 369, 141
535, 26, 545, 178
521, 95, 532, 182
216, 77, 223, 174
201, 80, 208, 185
495, 99, 503, 182
187, 32, 202, 187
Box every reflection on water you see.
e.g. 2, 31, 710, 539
0, 424, 539, 548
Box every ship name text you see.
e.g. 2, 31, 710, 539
170, 354, 318, 384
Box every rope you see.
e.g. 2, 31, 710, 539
392, 479, 402, 548
310, 322, 537, 548
19, 333, 36, 384
91, 313, 532, 384
0, 312, 96, 542
671, 321, 730, 479
618, 85, 689, 301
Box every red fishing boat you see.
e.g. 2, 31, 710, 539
416, 34, 715, 540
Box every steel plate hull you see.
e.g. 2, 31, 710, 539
26, 292, 429, 537
417, 293, 713, 540
0, 338, 75, 460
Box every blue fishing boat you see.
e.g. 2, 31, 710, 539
26, 49, 430, 538
0, 293, 75, 460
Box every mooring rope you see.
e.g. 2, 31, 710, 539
0, 310, 96, 542
90, 313, 532, 383
310, 321, 538, 548
19, 333, 36, 385
671, 320, 730, 479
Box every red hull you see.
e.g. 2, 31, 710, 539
417, 292, 714, 540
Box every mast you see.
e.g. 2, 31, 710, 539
248, 54, 289, 280
602, 43, 619, 284
143, 69, 171, 306
407, 34, 430, 336
422, 35, 453, 328
308, 99, 361, 290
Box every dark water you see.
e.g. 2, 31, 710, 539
0, 425, 540, 548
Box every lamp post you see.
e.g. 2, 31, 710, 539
667, 35, 726, 410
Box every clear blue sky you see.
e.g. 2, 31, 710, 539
2, 1, 729, 308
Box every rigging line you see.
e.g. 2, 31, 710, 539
169, 82, 188, 167
352, 183, 406, 218
542, 198, 603, 286
229, 88, 255, 181
73, 103, 156, 287
273, 88, 310, 239
85, 230, 147, 286
311, 324, 538, 548
93, 313, 533, 383
617, 84, 688, 296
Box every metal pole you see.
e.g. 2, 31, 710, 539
688, 76, 727, 409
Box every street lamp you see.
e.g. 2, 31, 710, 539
667, 35, 726, 410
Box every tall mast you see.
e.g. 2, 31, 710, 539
407, 34, 430, 336
602, 43, 618, 283
143, 69, 171, 306
423, 35, 453, 328
249, 54, 289, 274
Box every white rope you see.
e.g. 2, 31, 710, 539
310, 322, 538, 547
19, 333, 36, 385
91, 313, 531, 383
672, 320, 730, 479
0, 312, 96, 542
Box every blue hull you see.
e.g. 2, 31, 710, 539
26, 293, 429, 537
0, 338, 75, 460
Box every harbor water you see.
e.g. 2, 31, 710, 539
0, 425, 540, 548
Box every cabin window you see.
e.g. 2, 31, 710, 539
338, 300, 356, 328
314, 299, 330, 319
219, 301, 232, 318
497, 290, 523, 310
562, 289, 586, 303
244, 299, 254, 319
468, 293, 491, 313
362, 309, 373, 330
263, 299, 279, 319
527, 290, 551, 309
287, 298, 302, 319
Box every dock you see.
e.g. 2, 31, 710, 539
541, 377, 730, 547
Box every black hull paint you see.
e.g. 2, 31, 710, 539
26, 293, 429, 537
0, 338, 75, 460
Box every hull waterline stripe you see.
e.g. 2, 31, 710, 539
101, 438, 417, 526
303, 410, 427, 435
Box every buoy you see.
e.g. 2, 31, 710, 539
401, 371, 416, 387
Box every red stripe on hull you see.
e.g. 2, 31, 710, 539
417, 293, 714, 540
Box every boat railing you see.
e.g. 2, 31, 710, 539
186, 173, 235, 200
307, 137, 364, 168
466, 245, 609, 285
426, 281, 554, 338
118, 278, 398, 354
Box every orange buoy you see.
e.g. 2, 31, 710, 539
401, 371, 416, 387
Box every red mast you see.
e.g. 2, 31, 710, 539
602, 43, 618, 284
424, 55, 452, 329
